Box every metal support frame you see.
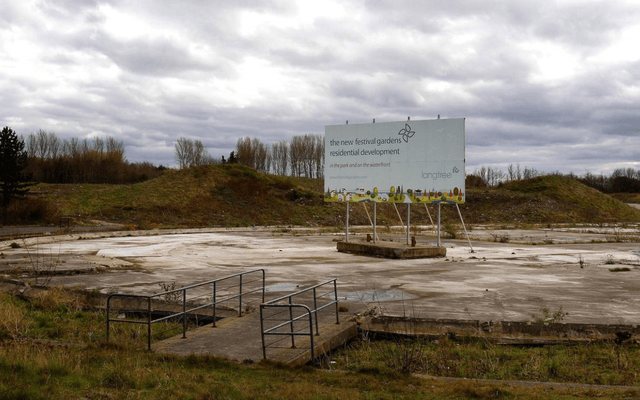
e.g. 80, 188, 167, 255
437, 203, 442, 247
373, 202, 377, 243
345, 202, 349, 243
406, 203, 411, 245
456, 203, 475, 253
434, 201, 473, 253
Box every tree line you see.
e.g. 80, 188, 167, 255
174, 134, 325, 178
22, 130, 165, 184
467, 164, 640, 193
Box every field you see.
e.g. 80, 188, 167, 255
2, 167, 640, 398
2, 289, 640, 399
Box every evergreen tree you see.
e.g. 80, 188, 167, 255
0, 126, 30, 223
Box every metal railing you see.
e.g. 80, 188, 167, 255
106, 269, 265, 350
260, 278, 340, 361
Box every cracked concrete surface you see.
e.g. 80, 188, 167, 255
1, 226, 639, 325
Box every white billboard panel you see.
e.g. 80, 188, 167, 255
324, 118, 465, 204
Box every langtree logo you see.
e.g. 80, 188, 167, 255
397, 124, 415, 142
452, 166, 459, 173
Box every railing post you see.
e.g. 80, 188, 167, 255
261, 269, 265, 303
106, 295, 111, 343
308, 308, 315, 361
147, 297, 152, 350
334, 279, 340, 324
239, 274, 243, 317
182, 289, 187, 339
260, 305, 267, 359
212, 281, 217, 328
289, 297, 295, 348
313, 287, 319, 336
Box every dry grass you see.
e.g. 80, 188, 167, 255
0, 293, 31, 339
29, 286, 87, 311
2, 288, 640, 399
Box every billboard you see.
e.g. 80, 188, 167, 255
324, 118, 465, 204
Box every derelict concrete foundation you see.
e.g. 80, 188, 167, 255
336, 240, 446, 259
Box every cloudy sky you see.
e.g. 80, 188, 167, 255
1, 0, 639, 174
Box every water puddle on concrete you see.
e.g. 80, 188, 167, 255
265, 283, 417, 302
264, 283, 311, 292
339, 289, 418, 302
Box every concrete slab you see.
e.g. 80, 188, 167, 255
336, 240, 446, 258
2, 227, 640, 326
152, 310, 357, 365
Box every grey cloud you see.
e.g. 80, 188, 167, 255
2, 0, 639, 174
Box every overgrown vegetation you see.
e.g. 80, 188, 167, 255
328, 335, 640, 388
530, 306, 568, 323
2, 289, 639, 399
7, 164, 640, 228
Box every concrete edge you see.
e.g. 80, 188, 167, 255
363, 315, 640, 341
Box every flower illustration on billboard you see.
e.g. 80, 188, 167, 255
397, 124, 415, 142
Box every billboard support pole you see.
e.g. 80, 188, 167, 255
406, 204, 411, 245
424, 203, 435, 227
373, 203, 377, 243
456, 203, 474, 253
345, 202, 349, 243
437, 202, 441, 247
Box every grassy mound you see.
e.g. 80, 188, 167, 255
34, 168, 640, 228
460, 175, 640, 224
39, 164, 341, 227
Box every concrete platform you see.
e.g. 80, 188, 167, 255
2, 225, 640, 327
337, 239, 446, 258
152, 311, 357, 366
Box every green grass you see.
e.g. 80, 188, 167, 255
2, 289, 640, 399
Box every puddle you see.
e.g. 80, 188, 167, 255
264, 282, 313, 292
340, 289, 418, 302
631, 251, 640, 257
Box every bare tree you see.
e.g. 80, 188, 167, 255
235, 136, 255, 168
48, 133, 61, 159
106, 137, 125, 160
235, 137, 268, 172
175, 137, 212, 169
522, 166, 538, 179
93, 137, 105, 154
270, 140, 288, 176
507, 164, 515, 181
289, 135, 305, 177
175, 137, 194, 169
35, 129, 50, 159
313, 134, 324, 179
255, 140, 268, 173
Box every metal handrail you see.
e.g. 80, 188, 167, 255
260, 279, 339, 361
260, 304, 315, 360
106, 269, 265, 350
